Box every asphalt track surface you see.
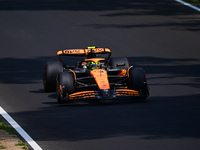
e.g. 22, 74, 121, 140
0, 0, 200, 150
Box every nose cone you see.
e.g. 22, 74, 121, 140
90, 69, 110, 90
101, 89, 111, 98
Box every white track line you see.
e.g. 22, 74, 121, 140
175, 0, 200, 11
0, 106, 43, 150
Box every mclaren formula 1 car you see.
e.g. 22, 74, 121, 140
43, 47, 149, 103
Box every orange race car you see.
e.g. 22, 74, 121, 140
43, 47, 149, 103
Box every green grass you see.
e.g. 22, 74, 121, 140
0, 119, 29, 149
15, 141, 28, 150
0, 145, 6, 149
0, 119, 15, 135
184, 0, 200, 7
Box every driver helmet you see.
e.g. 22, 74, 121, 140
87, 61, 100, 70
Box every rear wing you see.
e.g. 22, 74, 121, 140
57, 47, 111, 67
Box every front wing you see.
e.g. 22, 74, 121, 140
67, 89, 142, 100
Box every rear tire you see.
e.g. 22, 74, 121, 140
128, 67, 149, 99
109, 57, 129, 69
57, 72, 74, 104
43, 61, 63, 92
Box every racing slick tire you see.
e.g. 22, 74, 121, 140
109, 57, 129, 69
57, 72, 74, 104
43, 61, 63, 92
128, 67, 149, 99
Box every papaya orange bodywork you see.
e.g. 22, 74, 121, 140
127, 66, 133, 78
118, 69, 127, 76
69, 91, 95, 99
90, 69, 110, 90
116, 89, 139, 96
57, 48, 111, 56
85, 58, 110, 90
57, 50, 63, 55
69, 69, 76, 80
85, 48, 104, 55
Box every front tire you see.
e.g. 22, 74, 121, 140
57, 72, 74, 104
128, 67, 149, 99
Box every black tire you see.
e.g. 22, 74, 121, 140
57, 72, 74, 104
109, 57, 129, 69
43, 61, 63, 92
128, 67, 149, 98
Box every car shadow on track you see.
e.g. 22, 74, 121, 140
43, 92, 148, 107
4, 94, 200, 143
